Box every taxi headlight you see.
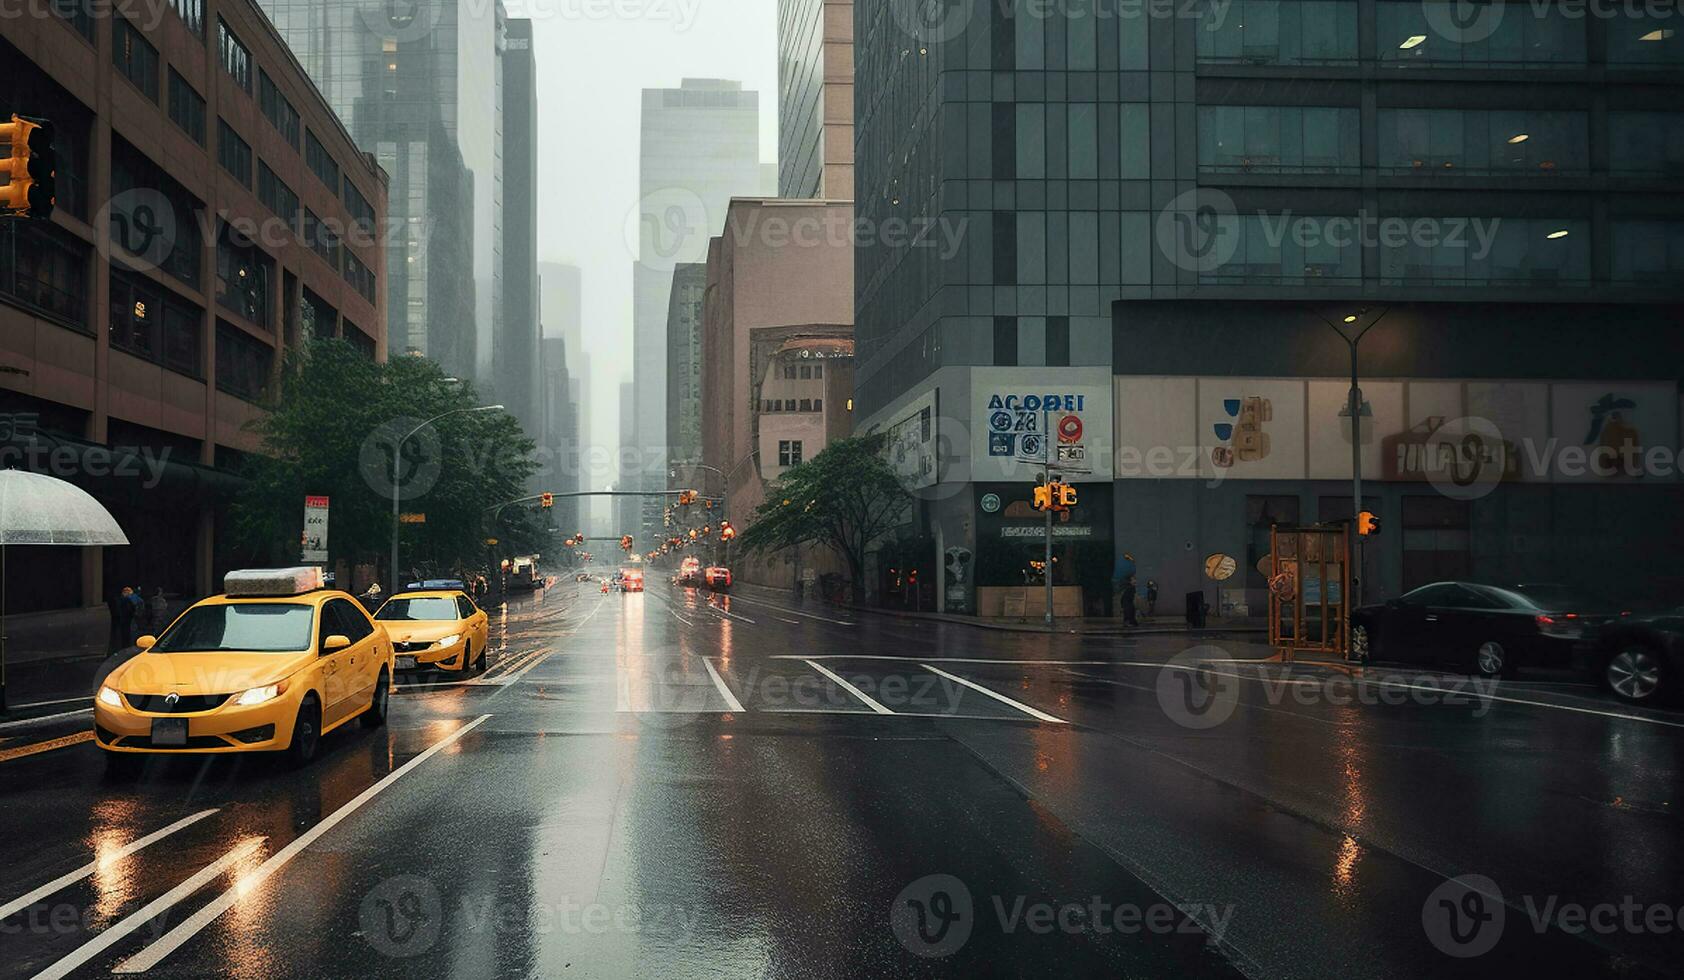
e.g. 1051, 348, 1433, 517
434, 634, 462, 649
98, 686, 122, 708
234, 681, 288, 706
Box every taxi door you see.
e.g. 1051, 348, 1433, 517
458, 594, 490, 654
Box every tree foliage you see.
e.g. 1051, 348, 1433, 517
229, 340, 539, 580
738, 434, 911, 597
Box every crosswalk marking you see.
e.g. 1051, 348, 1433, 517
703, 659, 745, 712
805, 661, 893, 715
0, 810, 220, 920
920, 664, 1067, 724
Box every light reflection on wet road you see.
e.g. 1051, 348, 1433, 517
0, 579, 1678, 979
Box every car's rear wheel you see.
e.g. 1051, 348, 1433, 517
1474, 641, 1507, 678
361, 672, 390, 728
284, 696, 322, 768
1605, 647, 1666, 703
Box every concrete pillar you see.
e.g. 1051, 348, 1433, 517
196, 507, 215, 598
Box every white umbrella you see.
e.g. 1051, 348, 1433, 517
0, 470, 129, 711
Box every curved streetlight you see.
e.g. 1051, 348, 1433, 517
390, 404, 503, 587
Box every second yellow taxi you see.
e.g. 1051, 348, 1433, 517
374, 587, 491, 673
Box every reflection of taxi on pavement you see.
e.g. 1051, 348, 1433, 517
94, 568, 393, 769
374, 587, 490, 673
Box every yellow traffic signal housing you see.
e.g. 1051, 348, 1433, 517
1, 115, 56, 219
1358, 511, 1380, 537
1058, 483, 1079, 510
1032, 483, 1053, 512
620, 535, 634, 550
540, 492, 554, 509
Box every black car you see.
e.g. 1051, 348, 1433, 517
1595, 607, 1683, 704
1351, 582, 1608, 677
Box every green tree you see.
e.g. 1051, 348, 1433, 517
229, 339, 539, 582
738, 434, 912, 601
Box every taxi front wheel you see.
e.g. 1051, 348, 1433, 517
284, 696, 322, 768
361, 672, 390, 728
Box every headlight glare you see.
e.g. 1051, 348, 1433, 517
98, 686, 122, 708
235, 682, 286, 706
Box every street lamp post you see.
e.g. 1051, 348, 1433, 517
389, 405, 503, 589
1310, 307, 1391, 608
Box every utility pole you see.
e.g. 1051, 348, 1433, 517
1310, 306, 1391, 608
1044, 409, 1055, 626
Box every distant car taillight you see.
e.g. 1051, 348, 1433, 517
1536, 614, 1584, 639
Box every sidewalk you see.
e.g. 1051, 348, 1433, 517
726, 582, 1266, 636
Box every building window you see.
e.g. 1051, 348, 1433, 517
783, 365, 797, 380
49, 0, 96, 40
1207, 214, 1362, 284
1198, 106, 1361, 174
1607, 10, 1684, 64
168, 70, 206, 144
258, 71, 302, 150
301, 287, 337, 340
1196, 0, 1358, 65
343, 178, 376, 242
216, 119, 252, 187
305, 130, 340, 190
800, 365, 812, 379
814, 364, 823, 378
216, 226, 273, 328
993, 317, 1018, 366
813, 399, 822, 413
302, 209, 341, 271
1379, 218, 1589, 285
799, 399, 813, 412
112, 17, 160, 101
257, 163, 299, 231
169, 0, 204, 37
109, 267, 201, 378
219, 19, 252, 93
1377, 109, 1588, 175
0, 220, 90, 328
1047, 317, 1070, 367
778, 441, 804, 467
1612, 222, 1684, 283
215, 320, 272, 402
110, 137, 203, 289
344, 322, 375, 359
1608, 112, 1684, 176
344, 252, 376, 303
1377, 1, 1585, 66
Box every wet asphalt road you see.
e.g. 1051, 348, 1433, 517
0, 581, 1680, 979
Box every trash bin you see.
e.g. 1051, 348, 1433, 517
1185, 591, 1208, 630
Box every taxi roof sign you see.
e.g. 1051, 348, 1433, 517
225, 567, 326, 597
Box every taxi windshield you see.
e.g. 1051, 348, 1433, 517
151, 603, 316, 653
376, 597, 460, 622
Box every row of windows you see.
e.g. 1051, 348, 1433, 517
258, 71, 301, 151
1197, 0, 1683, 68
111, 137, 204, 290
217, 119, 253, 187
112, 17, 160, 101
215, 320, 272, 402
168, 70, 206, 144
762, 398, 825, 414
0, 220, 90, 328
1195, 108, 1683, 177
109, 267, 202, 378
170, 0, 204, 37
780, 363, 826, 380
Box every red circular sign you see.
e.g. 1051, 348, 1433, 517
1058, 415, 1084, 444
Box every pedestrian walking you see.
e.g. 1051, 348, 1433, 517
128, 586, 146, 641
1121, 576, 1140, 627
110, 587, 136, 650
149, 588, 169, 634
1146, 578, 1160, 617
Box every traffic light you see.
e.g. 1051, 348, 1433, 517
1358, 511, 1381, 537
1058, 483, 1079, 511
620, 535, 634, 551
1033, 482, 1053, 512
540, 492, 554, 509
678, 490, 697, 506
1, 115, 56, 220
720, 521, 736, 541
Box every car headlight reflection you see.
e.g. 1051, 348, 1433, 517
234, 681, 288, 706
98, 686, 122, 708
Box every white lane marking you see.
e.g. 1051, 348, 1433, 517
11, 696, 94, 710
32, 838, 264, 980
0, 708, 92, 731
0, 810, 221, 920
703, 601, 755, 625
771, 655, 1166, 666
725, 594, 855, 626
760, 708, 1035, 722
702, 659, 746, 713
805, 660, 893, 715
494, 649, 555, 686
920, 663, 1067, 724
773, 616, 801, 626
113, 715, 492, 974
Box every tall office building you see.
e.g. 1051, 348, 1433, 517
665, 264, 708, 491
615, 380, 640, 542
540, 263, 590, 520
855, 3, 1684, 615
495, 18, 541, 438
776, 0, 853, 198
259, 0, 503, 382
632, 79, 762, 538
541, 338, 580, 535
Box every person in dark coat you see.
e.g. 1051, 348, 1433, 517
109, 587, 136, 651
1146, 579, 1160, 616
1121, 576, 1140, 627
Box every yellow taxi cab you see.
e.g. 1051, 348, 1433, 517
373, 588, 491, 673
94, 568, 394, 769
